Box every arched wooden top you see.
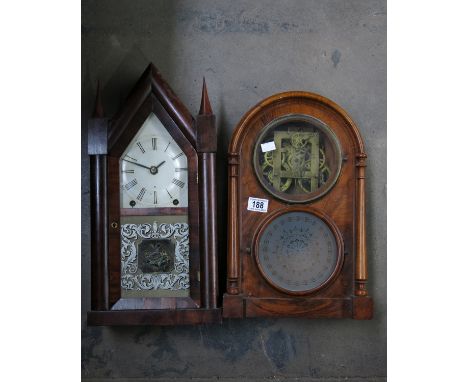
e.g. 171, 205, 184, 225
229, 91, 365, 155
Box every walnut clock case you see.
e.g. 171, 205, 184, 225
87, 64, 220, 325
223, 91, 373, 320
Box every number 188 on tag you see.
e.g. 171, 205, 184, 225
247, 197, 269, 213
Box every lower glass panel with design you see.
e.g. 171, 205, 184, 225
120, 215, 190, 298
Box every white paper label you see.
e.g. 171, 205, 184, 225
247, 197, 269, 213
261, 141, 276, 152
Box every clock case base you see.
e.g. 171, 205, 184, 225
223, 295, 372, 320
87, 65, 220, 326
88, 308, 222, 326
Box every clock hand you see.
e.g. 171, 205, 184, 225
154, 160, 166, 169
122, 158, 152, 171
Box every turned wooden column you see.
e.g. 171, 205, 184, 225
88, 81, 109, 310
355, 152, 368, 296
227, 152, 240, 295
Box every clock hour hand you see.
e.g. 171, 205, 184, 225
154, 160, 166, 170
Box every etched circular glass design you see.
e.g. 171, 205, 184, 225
253, 114, 342, 203
256, 211, 340, 293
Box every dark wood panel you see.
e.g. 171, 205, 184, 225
111, 297, 198, 310
222, 294, 244, 318
107, 156, 121, 307
149, 64, 196, 147
206, 154, 218, 308
87, 308, 222, 326
120, 207, 188, 216
244, 297, 352, 318
198, 153, 219, 308
88, 119, 108, 155
196, 84, 216, 153
352, 296, 373, 320
90, 155, 109, 310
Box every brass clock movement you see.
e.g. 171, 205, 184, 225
253, 114, 342, 203
223, 91, 373, 319
87, 64, 220, 325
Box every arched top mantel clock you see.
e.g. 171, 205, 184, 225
223, 91, 373, 320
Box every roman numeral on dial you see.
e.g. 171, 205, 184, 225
121, 169, 135, 173
153, 191, 157, 204
136, 142, 145, 153
152, 138, 157, 150
125, 178, 138, 190
172, 178, 185, 188
136, 187, 146, 201
172, 152, 183, 160
175, 168, 188, 172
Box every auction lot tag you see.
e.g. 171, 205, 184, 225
261, 141, 276, 152
247, 197, 269, 213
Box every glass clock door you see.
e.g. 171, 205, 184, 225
255, 210, 343, 294
119, 113, 190, 298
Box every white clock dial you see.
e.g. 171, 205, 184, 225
120, 136, 188, 208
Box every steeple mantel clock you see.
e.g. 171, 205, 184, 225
223, 91, 373, 320
87, 64, 220, 325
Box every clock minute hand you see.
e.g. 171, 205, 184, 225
122, 158, 152, 171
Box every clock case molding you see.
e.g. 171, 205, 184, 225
87, 63, 220, 325
223, 91, 373, 320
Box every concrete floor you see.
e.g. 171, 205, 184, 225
82, 1, 386, 380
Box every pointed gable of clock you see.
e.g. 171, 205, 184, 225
108, 63, 196, 157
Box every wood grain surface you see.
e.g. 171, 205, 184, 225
223, 91, 372, 320
87, 64, 220, 325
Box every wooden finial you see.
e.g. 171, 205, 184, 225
198, 77, 213, 115
92, 80, 104, 118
